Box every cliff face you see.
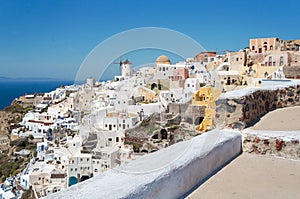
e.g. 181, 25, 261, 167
215, 84, 300, 130
0, 110, 23, 141
0, 111, 10, 137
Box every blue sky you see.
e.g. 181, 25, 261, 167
0, 0, 299, 80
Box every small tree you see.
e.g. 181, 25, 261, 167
28, 134, 34, 140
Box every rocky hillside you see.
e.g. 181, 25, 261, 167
0, 110, 23, 137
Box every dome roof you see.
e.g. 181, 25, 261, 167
155, 55, 171, 64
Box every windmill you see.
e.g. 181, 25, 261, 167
113, 56, 132, 77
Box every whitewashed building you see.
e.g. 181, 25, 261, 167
103, 111, 139, 131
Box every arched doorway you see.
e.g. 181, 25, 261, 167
151, 83, 157, 90
195, 117, 204, 125
160, 129, 168, 139
69, 176, 78, 186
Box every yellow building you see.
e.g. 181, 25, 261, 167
242, 63, 281, 78
192, 87, 221, 131
133, 86, 158, 103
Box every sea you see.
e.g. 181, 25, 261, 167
0, 80, 74, 110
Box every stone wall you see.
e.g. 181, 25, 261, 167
284, 66, 300, 79
242, 129, 300, 160
215, 83, 300, 130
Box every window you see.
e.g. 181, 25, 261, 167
204, 55, 208, 62
280, 56, 284, 66
236, 57, 239, 61
270, 45, 273, 50
87, 158, 89, 162
116, 137, 119, 142
268, 56, 272, 66
252, 46, 255, 50
263, 42, 268, 51
80, 158, 83, 162
108, 138, 112, 142
273, 61, 276, 66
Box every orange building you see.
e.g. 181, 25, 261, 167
194, 52, 217, 64
249, 37, 282, 53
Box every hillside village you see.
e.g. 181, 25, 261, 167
0, 37, 300, 198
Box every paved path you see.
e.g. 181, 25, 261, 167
186, 153, 300, 199
251, 106, 300, 131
